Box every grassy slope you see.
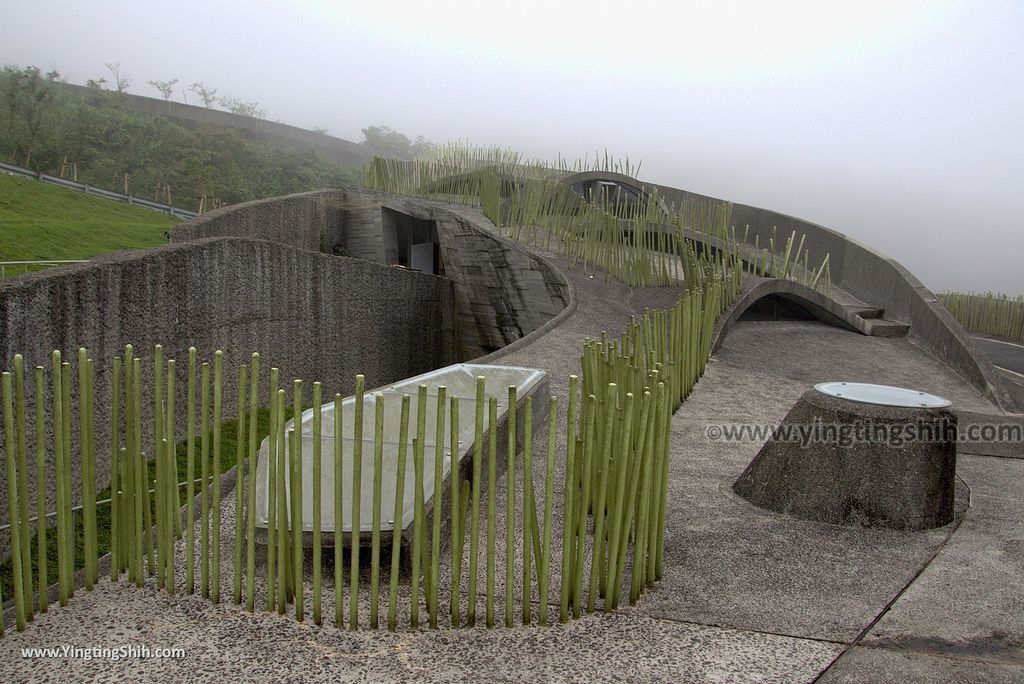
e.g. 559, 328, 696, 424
0, 173, 179, 264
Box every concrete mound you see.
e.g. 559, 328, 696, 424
733, 385, 957, 530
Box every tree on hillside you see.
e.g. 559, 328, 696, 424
189, 82, 218, 108
218, 96, 267, 119
0, 66, 55, 165
0, 64, 361, 208
360, 125, 434, 159
147, 78, 178, 101
104, 63, 132, 93
410, 135, 434, 157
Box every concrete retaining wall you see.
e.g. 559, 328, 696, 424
0, 237, 457, 548
171, 189, 348, 252
173, 192, 570, 361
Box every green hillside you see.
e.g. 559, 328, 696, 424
1, 66, 361, 213
0, 173, 178, 271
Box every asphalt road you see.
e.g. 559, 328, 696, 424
973, 336, 1024, 377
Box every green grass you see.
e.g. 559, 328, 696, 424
0, 174, 179, 270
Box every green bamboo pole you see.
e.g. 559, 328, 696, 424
291, 379, 304, 622
172, 358, 183, 542
166, 359, 177, 595
200, 362, 210, 598
588, 383, 616, 612
233, 363, 248, 604
81, 350, 98, 592
538, 395, 557, 625
12, 357, 32, 613
282, 395, 293, 606
333, 392, 343, 627
350, 374, 364, 630
410, 433, 424, 629
647, 382, 666, 587
413, 385, 430, 626
153, 346, 165, 590
267, 368, 280, 613
429, 385, 446, 628
109, 361, 120, 579
156, 430, 167, 589
50, 351, 68, 604
186, 348, 196, 595
572, 393, 596, 615
559, 376, 578, 623
132, 357, 144, 587
122, 350, 133, 583
605, 392, 634, 610
631, 391, 656, 604
61, 362, 74, 595
35, 365, 48, 610
370, 391, 384, 629
312, 381, 322, 624
162, 435, 175, 594
504, 385, 516, 628
211, 351, 223, 604
246, 354, 259, 612
449, 395, 461, 627
276, 389, 288, 615
2, 373, 27, 630
485, 397, 497, 628
654, 381, 672, 582
467, 376, 485, 626
627, 398, 657, 594
387, 394, 410, 631
521, 395, 533, 625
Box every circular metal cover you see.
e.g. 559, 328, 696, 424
814, 382, 952, 408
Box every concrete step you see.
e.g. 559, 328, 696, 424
864, 318, 910, 337
846, 304, 884, 319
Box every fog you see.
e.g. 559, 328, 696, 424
4, 0, 1022, 294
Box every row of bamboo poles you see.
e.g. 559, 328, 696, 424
939, 291, 1024, 344
0, 271, 732, 635
363, 146, 831, 294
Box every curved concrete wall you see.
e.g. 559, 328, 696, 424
0, 237, 457, 547
173, 191, 570, 360
377, 198, 570, 357
171, 188, 352, 251
575, 175, 1021, 413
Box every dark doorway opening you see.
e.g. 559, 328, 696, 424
738, 295, 818, 321
381, 207, 444, 275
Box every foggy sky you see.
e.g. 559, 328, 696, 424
4, 1, 1022, 294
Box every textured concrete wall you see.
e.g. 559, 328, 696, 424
378, 199, 569, 358
58, 83, 385, 168
175, 192, 570, 361
0, 237, 457, 547
171, 189, 348, 252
